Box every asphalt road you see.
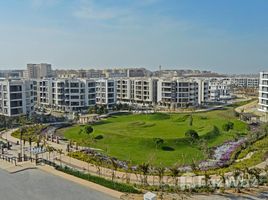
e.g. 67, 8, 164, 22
0, 169, 117, 200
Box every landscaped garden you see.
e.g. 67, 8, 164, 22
11, 124, 47, 142
57, 106, 250, 167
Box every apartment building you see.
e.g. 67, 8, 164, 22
0, 78, 34, 117
208, 78, 232, 101
116, 78, 157, 106
232, 77, 259, 88
35, 78, 96, 112
259, 72, 268, 112
95, 79, 116, 109
27, 63, 52, 79
157, 78, 205, 108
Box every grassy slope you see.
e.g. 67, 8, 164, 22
62, 108, 248, 166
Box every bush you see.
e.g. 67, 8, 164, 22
189, 115, 193, 126
84, 125, 93, 134
185, 129, 199, 140
222, 122, 234, 132
55, 166, 140, 193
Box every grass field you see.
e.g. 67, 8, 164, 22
58, 107, 249, 167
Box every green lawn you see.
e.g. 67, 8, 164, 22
60, 108, 249, 167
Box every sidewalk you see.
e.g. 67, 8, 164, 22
38, 165, 123, 199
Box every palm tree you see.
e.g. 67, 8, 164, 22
264, 165, 268, 185
169, 165, 180, 188
125, 161, 132, 184
243, 167, 252, 188
138, 162, 150, 186
110, 158, 119, 182
57, 149, 64, 167
250, 168, 262, 187
233, 168, 241, 193
46, 145, 54, 162
155, 166, 165, 189
203, 172, 211, 189
219, 171, 226, 192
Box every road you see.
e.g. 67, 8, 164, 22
0, 168, 117, 200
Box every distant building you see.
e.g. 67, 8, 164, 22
0, 78, 34, 117
259, 72, 268, 112
27, 63, 52, 79
0, 70, 24, 78
127, 68, 149, 77
232, 77, 259, 88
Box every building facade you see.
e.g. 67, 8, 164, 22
35, 78, 96, 112
116, 78, 157, 106
259, 72, 268, 112
0, 78, 34, 117
208, 78, 232, 101
27, 63, 52, 79
157, 78, 207, 109
95, 79, 116, 109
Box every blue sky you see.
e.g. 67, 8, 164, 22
0, 0, 267, 73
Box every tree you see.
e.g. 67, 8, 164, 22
212, 126, 220, 135
189, 115, 193, 126
57, 149, 64, 166
84, 125, 93, 135
203, 172, 211, 189
153, 138, 164, 149
155, 166, 165, 189
169, 165, 180, 188
233, 168, 241, 193
110, 158, 118, 182
250, 168, 262, 187
138, 162, 150, 185
185, 130, 199, 144
218, 171, 226, 192
222, 122, 234, 132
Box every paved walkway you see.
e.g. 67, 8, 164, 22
0, 166, 117, 200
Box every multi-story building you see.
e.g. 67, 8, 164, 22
95, 79, 116, 109
197, 79, 209, 105
258, 72, 268, 112
232, 77, 259, 88
157, 78, 206, 108
208, 78, 232, 101
27, 63, 52, 79
116, 78, 157, 106
117, 78, 132, 104
0, 78, 34, 117
0, 70, 24, 78
35, 78, 96, 112
133, 78, 157, 106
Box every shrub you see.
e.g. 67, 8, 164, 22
84, 125, 93, 134
222, 122, 234, 132
185, 129, 199, 140
153, 138, 164, 149
189, 115, 193, 126
55, 166, 140, 193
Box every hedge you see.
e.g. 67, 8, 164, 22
55, 165, 141, 193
